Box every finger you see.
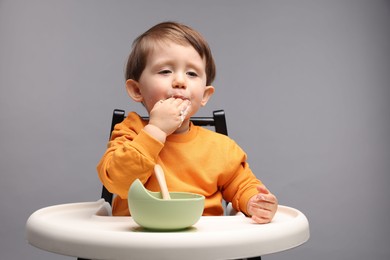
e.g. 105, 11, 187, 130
170, 97, 185, 104
180, 101, 191, 115
250, 200, 274, 212
252, 193, 273, 203
154, 99, 164, 106
256, 184, 270, 194
181, 99, 191, 107
164, 97, 179, 104
249, 206, 273, 223
260, 194, 278, 205
251, 215, 271, 224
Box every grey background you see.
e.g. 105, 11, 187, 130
1, 0, 389, 259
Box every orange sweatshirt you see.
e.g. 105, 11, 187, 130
97, 112, 261, 216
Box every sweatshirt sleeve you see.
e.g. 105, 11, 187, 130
97, 112, 164, 199
219, 139, 262, 216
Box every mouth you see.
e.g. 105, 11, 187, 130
170, 94, 189, 101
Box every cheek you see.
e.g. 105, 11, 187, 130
137, 89, 154, 111
188, 95, 204, 111
191, 89, 206, 103
141, 78, 166, 95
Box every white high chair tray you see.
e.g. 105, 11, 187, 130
26, 199, 309, 260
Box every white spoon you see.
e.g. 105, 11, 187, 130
154, 164, 171, 200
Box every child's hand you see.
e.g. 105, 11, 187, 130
149, 97, 191, 135
247, 185, 278, 224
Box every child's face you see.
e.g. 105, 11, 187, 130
126, 41, 214, 117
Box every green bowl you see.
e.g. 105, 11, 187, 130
128, 179, 205, 231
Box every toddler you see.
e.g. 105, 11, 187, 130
97, 21, 278, 223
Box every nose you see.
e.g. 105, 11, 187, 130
172, 73, 186, 89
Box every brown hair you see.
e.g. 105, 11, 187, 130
125, 21, 216, 86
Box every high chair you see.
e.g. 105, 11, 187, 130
81, 109, 261, 260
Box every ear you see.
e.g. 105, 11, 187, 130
200, 85, 215, 106
126, 79, 143, 102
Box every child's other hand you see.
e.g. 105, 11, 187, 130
149, 98, 191, 135
247, 185, 278, 224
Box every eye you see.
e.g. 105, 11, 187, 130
158, 69, 172, 75
187, 71, 198, 77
